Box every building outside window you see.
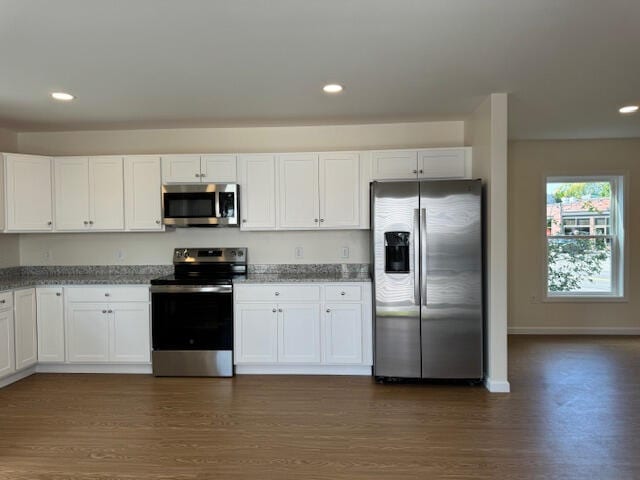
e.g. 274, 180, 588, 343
545, 176, 625, 298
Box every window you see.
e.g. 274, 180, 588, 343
545, 176, 624, 298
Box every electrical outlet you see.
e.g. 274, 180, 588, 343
116, 249, 126, 262
530, 294, 538, 303
341, 246, 350, 259
294, 247, 304, 259
43, 250, 52, 262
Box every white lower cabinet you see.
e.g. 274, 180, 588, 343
234, 283, 372, 373
0, 294, 15, 378
66, 303, 110, 363
36, 287, 65, 362
235, 304, 278, 363
278, 303, 321, 363
110, 302, 150, 363
14, 288, 38, 370
65, 286, 150, 364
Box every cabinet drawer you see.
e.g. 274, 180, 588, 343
235, 285, 321, 302
65, 286, 149, 303
325, 285, 362, 302
0, 291, 13, 310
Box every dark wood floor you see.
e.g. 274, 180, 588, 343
1, 336, 639, 479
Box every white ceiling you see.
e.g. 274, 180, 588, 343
0, 0, 639, 139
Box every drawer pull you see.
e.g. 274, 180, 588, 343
274, 292, 280, 296
108, 309, 113, 313
326, 308, 331, 313
340, 291, 346, 296
56, 293, 61, 297
102, 310, 107, 314
272, 308, 277, 313
104, 293, 110, 297
0, 300, 5, 304
278, 308, 282, 313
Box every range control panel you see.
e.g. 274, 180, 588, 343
173, 247, 247, 264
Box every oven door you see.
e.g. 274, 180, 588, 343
151, 286, 233, 351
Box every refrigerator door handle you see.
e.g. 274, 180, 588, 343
413, 208, 420, 305
420, 208, 427, 307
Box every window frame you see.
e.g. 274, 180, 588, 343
542, 174, 627, 302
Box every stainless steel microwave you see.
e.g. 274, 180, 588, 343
162, 184, 239, 227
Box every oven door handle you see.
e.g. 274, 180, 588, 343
150, 285, 233, 294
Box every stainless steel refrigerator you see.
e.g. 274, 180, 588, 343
371, 179, 483, 380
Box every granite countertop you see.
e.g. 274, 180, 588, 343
0, 274, 158, 291
0, 265, 173, 292
0, 264, 371, 291
235, 272, 371, 283
237, 264, 371, 283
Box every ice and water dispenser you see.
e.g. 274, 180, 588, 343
384, 232, 411, 273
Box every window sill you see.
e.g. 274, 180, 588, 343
543, 295, 627, 304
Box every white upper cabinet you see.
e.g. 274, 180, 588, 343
161, 155, 201, 183
124, 156, 163, 231
371, 150, 418, 180
3, 154, 54, 232
238, 155, 277, 230
278, 154, 319, 229
201, 155, 237, 183
54, 157, 124, 231
14, 288, 38, 371
54, 157, 90, 231
319, 153, 360, 229
89, 157, 124, 230
162, 154, 237, 184
418, 148, 471, 179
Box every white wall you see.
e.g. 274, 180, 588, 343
0, 128, 18, 153
20, 229, 369, 266
509, 139, 640, 334
16, 120, 463, 266
17, 121, 464, 156
466, 93, 509, 393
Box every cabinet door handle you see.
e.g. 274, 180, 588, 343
412, 170, 417, 174
320, 219, 325, 223
326, 308, 331, 313
102, 310, 107, 314
108, 309, 113, 313
47, 221, 52, 226
242, 219, 247, 223
84, 221, 89, 225
56, 293, 61, 297
278, 308, 282, 313
195, 173, 200, 178
104, 293, 110, 297
272, 308, 277, 313
419, 169, 424, 174
340, 291, 346, 296
0, 300, 5, 304
314, 218, 319, 223
155, 220, 161, 224
89, 220, 94, 225
274, 292, 280, 296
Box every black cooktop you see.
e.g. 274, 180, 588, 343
150, 273, 245, 286
151, 247, 247, 286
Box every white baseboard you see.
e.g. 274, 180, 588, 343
509, 326, 640, 335
484, 377, 510, 393
0, 366, 37, 388
36, 363, 153, 374
236, 364, 372, 376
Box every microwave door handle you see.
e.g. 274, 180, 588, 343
214, 191, 221, 218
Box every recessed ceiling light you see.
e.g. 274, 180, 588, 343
323, 84, 343, 94
619, 105, 638, 114
51, 92, 75, 101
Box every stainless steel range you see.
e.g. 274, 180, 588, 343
150, 247, 247, 377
